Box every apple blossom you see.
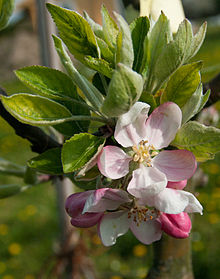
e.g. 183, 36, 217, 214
98, 102, 197, 198
65, 185, 202, 246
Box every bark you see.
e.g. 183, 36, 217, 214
147, 235, 194, 279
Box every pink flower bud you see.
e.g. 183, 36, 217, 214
160, 212, 192, 238
167, 180, 187, 190
65, 191, 103, 228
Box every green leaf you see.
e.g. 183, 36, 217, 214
1, 93, 73, 125
115, 12, 134, 68
96, 37, 114, 64
0, 184, 21, 199
0, 157, 25, 178
46, 3, 99, 62
130, 16, 150, 73
181, 84, 210, 124
15, 66, 91, 134
84, 56, 113, 78
62, 133, 105, 173
84, 11, 104, 40
15, 66, 77, 101
101, 63, 143, 117
0, 0, 14, 31
161, 62, 202, 107
188, 22, 207, 61
147, 20, 206, 94
53, 35, 104, 112
172, 121, 220, 162
145, 13, 172, 91
101, 5, 118, 49
28, 148, 63, 175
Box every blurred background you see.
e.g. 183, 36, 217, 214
0, 0, 220, 278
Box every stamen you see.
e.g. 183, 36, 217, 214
128, 205, 160, 226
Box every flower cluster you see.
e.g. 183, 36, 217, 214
66, 102, 203, 246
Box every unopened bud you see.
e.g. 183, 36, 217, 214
65, 191, 103, 228
160, 212, 192, 238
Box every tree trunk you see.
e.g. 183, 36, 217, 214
147, 235, 194, 279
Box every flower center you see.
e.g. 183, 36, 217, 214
128, 205, 159, 226
132, 140, 158, 166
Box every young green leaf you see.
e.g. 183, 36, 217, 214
115, 12, 134, 68
28, 148, 63, 175
161, 62, 202, 107
53, 35, 104, 112
130, 16, 150, 73
0, 0, 14, 31
96, 37, 114, 64
188, 22, 207, 61
146, 19, 206, 94
83, 11, 104, 40
84, 56, 113, 78
62, 133, 105, 173
1, 93, 73, 125
0, 184, 21, 199
172, 121, 220, 162
1, 93, 105, 127
15, 66, 77, 101
15, 66, 91, 134
101, 63, 143, 117
46, 3, 100, 62
101, 5, 118, 49
181, 84, 210, 124
145, 13, 172, 91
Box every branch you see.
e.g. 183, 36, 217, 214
0, 87, 61, 154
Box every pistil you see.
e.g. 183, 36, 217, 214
132, 140, 158, 166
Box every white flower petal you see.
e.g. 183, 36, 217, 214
143, 188, 203, 214
97, 146, 131, 179
127, 165, 167, 198
115, 102, 150, 147
145, 102, 182, 149
130, 219, 162, 244
99, 211, 130, 246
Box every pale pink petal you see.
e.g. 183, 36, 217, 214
83, 188, 132, 213
115, 102, 150, 147
160, 212, 192, 238
65, 191, 103, 228
167, 180, 187, 190
130, 219, 162, 244
127, 165, 167, 198
145, 102, 182, 149
97, 146, 131, 179
143, 188, 203, 214
153, 150, 197, 181
98, 211, 130, 246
